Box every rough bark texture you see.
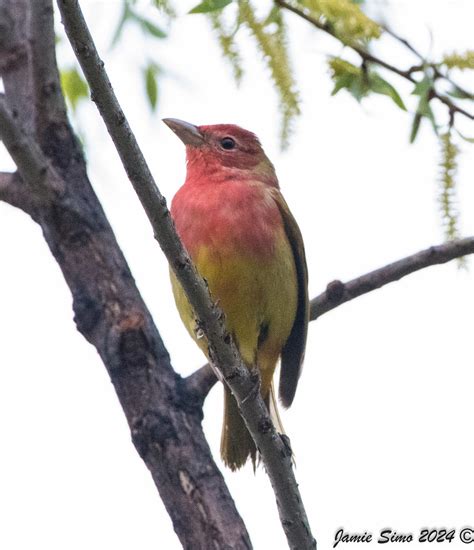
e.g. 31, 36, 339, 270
57, 2, 316, 548
0, 1, 251, 548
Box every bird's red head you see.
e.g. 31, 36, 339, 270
163, 118, 278, 187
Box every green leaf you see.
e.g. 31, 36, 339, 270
331, 73, 358, 95
368, 73, 406, 110
411, 75, 437, 135
189, 0, 233, 14
140, 18, 167, 39
348, 75, 370, 102
412, 75, 433, 98
446, 86, 474, 100
112, 3, 166, 45
144, 63, 159, 110
456, 131, 474, 144
409, 112, 422, 143
110, 2, 130, 48
60, 67, 89, 112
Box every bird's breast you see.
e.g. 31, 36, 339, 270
171, 179, 282, 260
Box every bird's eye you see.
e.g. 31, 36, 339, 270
220, 137, 236, 150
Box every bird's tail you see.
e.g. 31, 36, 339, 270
220, 382, 284, 471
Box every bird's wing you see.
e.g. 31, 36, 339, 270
271, 189, 309, 408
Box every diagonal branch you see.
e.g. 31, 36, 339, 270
275, 0, 474, 122
57, 1, 316, 548
0, 94, 64, 200
310, 237, 474, 321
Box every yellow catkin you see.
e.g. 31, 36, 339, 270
438, 132, 461, 241
238, 0, 300, 148
443, 50, 474, 71
302, 0, 381, 42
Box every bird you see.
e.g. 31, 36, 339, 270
163, 118, 309, 470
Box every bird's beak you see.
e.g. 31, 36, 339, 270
162, 118, 204, 147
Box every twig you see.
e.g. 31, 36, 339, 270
310, 237, 474, 321
383, 25, 474, 99
275, 0, 474, 122
57, 1, 316, 547
0, 95, 63, 199
381, 25, 423, 61
189, 237, 474, 400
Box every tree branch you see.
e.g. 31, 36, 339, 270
0, 171, 13, 190
0, 0, 34, 132
189, 237, 474, 402
310, 237, 474, 321
29, 0, 69, 145
275, 0, 474, 122
57, 1, 316, 547
0, 94, 63, 199
185, 364, 218, 405
0, 170, 34, 212
2, 3, 252, 548
381, 25, 424, 61
0, 171, 15, 203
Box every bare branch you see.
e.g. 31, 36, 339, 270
382, 25, 424, 61
185, 364, 218, 404
0, 171, 13, 188
310, 237, 474, 321
57, 1, 316, 547
276, 0, 474, 122
0, 94, 63, 199
186, 240, 474, 402
0, 171, 15, 202
0, 170, 48, 215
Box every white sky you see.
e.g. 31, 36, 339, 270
1, 1, 474, 549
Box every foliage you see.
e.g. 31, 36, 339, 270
144, 62, 161, 110
60, 67, 89, 112
111, 1, 167, 46
208, 9, 244, 84
409, 73, 437, 143
56, 0, 473, 243
189, 0, 233, 14
190, 0, 300, 147
236, 2, 300, 148
329, 57, 405, 110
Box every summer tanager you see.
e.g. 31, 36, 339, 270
164, 118, 309, 470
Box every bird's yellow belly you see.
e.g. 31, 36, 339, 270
170, 227, 297, 389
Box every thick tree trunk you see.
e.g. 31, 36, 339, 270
0, 1, 251, 547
